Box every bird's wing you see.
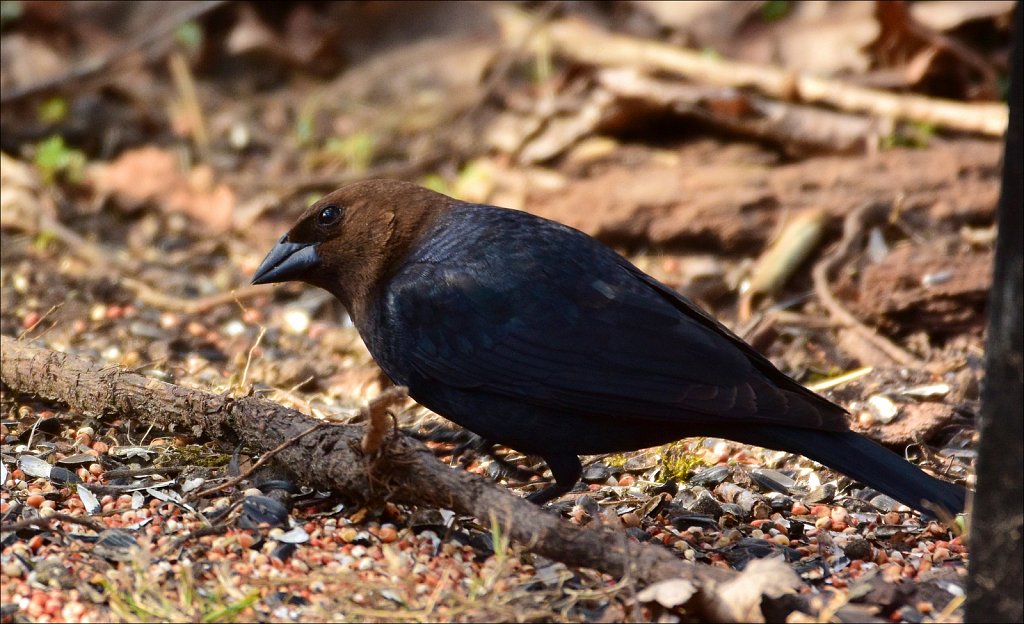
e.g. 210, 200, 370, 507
385, 253, 843, 431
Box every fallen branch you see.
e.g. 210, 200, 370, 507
1, 335, 761, 620
495, 7, 1008, 137
3, 336, 908, 621
597, 69, 888, 155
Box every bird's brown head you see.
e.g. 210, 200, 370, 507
251, 179, 451, 317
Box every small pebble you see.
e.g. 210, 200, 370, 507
283, 308, 311, 335
22, 310, 42, 329
843, 537, 874, 561
710, 440, 732, 463
61, 602, 86, 621
224, 320, 246, 337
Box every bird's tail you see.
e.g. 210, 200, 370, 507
735, 428, 967, 518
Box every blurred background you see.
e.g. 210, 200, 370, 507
0, 2, 1013, 621
0, 0, 1011, 399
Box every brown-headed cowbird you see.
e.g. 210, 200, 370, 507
252, 180, 966, 516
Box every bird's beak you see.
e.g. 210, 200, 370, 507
251, 235, 321, 285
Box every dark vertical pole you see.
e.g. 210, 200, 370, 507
966, 3, 1023, 622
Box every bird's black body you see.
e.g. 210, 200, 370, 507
252, 180, 967, 516
362, 204, 845, 450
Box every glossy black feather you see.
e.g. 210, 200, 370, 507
361, 204, 845, 433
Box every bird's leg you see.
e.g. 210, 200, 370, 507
525, 454, 583, 505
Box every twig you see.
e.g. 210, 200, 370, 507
494, 6, 1008, 136
16, 304, 63, 340
597, 69, 887, 155
0, 0, 226, 105
125, 281, 277, 314
239, 326, 267, 391
168, 522, 234, 552
101, 466, 188, 479
168, 50, 210, 157
2, 512, 108, 534
451, 0, 561, 129
78, 482, 168, 496
811, 202, 925, 368
186, 422, 328, 501
807, 366, 875, 392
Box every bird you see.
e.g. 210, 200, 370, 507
252, 179, 967, 517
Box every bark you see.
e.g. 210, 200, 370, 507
967, 4, 1024, 622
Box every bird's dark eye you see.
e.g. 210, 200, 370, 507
317, 204, 342, 227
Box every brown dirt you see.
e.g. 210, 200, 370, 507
527, 139, 1000, 252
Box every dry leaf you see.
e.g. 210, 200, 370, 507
911, 0, 1016, 32
709, 557, 801, 623
89, 146, 235, 232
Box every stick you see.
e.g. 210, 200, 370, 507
0, 336, 748, 616
494, 7, 1008, 137
811, 202, 925, 368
